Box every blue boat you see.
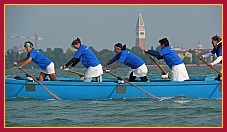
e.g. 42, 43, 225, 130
5, 75, 222, 100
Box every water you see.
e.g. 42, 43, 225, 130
5, 66, 222, 127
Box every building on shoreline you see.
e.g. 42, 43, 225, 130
135, 10, 146, 50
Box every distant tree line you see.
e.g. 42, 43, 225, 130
5, 46, 214, 69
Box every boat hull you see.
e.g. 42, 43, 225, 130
5, 76, 222, 100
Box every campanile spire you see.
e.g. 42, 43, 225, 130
135, 10, 146, 50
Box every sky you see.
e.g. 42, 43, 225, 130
5, 5, 222, 51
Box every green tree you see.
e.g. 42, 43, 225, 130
183, 57, 191, 64
155, 45, 161, 51
99, 49, 115, 64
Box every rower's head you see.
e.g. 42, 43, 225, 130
211, 35, 222, 47
71, 38, 81, 49
114, 43, 126, 54
159, 38, 169, 49
24, 41, 34, 52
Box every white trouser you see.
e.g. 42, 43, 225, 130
127, 63, 148, 78
41, 62, 55, 74
171, 63, 189, 82
84, 64, 103, 82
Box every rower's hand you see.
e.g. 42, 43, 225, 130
13, 62, 18, 66
64, 68, 70, 71
143, 50, 148, 54
59, 66, 66, 70
197, 56, 203, 60
105, 69, 111, 72
18, 66, 23, 70
207, 62, 213, 67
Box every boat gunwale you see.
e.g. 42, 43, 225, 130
5, 77, 222, 86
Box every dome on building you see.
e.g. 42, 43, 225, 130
196, 40, 204, 49
196, 43, 203, 49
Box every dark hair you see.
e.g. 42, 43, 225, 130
24, 41, 34, 48
72, 38, 81, 45
212, 35, 222, 42
114, 43, 126, 50
159, 38, 169, 47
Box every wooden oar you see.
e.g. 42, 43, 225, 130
68, 70, 85, 77
18, 67, 61, 100
197, 56, 222, 75
61, 69, 85, 80
145, 52, 171, 79
104, 69, 160, 100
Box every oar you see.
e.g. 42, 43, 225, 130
68, 70, 85, 77
144, 51, 171, 79
61, 69, 85, 80
18, 67, 61, 100
197, 56, 222, 75
104, 69, 160, 100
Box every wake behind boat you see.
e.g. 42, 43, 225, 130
5, 76, 222, 100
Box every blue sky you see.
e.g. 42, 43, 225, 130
5, 5, 222, 51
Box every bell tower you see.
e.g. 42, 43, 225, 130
135, 10, 146, 50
